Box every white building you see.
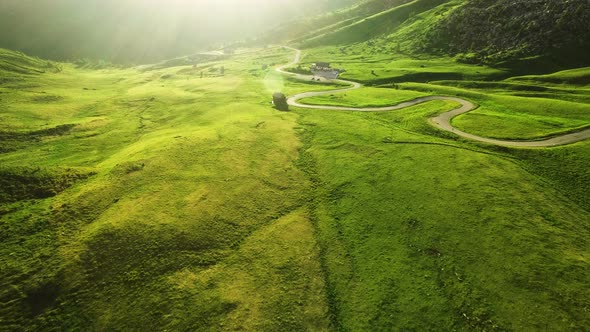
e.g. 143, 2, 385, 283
311, 62, 343, 79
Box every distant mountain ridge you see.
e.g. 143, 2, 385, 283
257, 0, 414, 45
298, 0, 450, 48
1, 0, 588, 68
0, 0, 358, 64
270, 0, 590, 68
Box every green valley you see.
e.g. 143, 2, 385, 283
1, 0, 589, 331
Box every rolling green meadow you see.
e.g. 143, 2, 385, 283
2, 0, 590, 331
2, 43, 590, 331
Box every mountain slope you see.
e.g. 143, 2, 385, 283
277, 0, 590, 69
299, 0, 450, 47
258, 0, 413, 45
419, 0, 590, 65
0, 0, 358, 64
0, 48, 53, 75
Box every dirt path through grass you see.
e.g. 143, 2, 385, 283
276, 47, 590, 147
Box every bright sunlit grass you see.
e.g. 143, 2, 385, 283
1, 0, 590, 328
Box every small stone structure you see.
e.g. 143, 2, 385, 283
272, 92, 289, 111
311, 62, 343, 79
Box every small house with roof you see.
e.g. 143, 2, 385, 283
311, 62, 343, 79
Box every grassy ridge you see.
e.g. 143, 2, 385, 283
420, 0, 590, 65
0, 167, 94, 204
508, 67, 590, 86
300, 0, 450, 48
264, 0, 413, 46
0, 48, 54, 75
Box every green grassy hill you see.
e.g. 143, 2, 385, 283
0, 48, 56, 76
258, 0, 413, 45
0, 46, 339, 330
420, 0, 590, 65
299, 0, 450, 47
2, 1, 590, 331
274, 0, 590, 70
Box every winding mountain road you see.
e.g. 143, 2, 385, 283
276, 46, 590, 147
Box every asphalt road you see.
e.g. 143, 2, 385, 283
276, 47, 590, 147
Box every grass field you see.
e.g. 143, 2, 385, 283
299, 87, 427, 107
392, 81, 590, 140
1, 45, 590, 331
0, 47, 332, 330
296, 45, 507, 84
451, 95, 590, 140
296, 104, 590, 331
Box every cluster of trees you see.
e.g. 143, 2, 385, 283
420, 0, 590, 65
